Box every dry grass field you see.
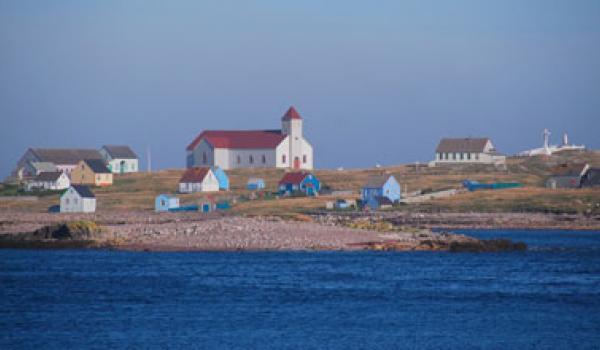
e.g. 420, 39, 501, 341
1, 151, 599, 215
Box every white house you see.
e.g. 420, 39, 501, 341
60, 185, 96, 213
25, 172, 70, 192
99, 145, 139, 174
178, 167, 219, 193
433, 138, 506, 166
186, 106, 314, 170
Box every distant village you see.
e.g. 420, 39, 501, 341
5, 106, 599, 214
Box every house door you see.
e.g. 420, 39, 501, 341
293, 157, 300, 169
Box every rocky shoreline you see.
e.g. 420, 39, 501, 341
0, 211, 527, 252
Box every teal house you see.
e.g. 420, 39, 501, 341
247, 178, 266, 190
361, 175, 401, 209
155, 194, 180, 212
278, 172, 321, 196
212, 167, 229, 191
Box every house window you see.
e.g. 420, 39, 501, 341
303, 155, 307, 164
66, 198, 70, 205
202, 152, 207, 164
467, 153, 471, 160
249, 155, 254, 164
74, 198, 78, 205
282, 155, 286, 164
262, 155, 266, 164
460, 153, 464, 160
452, 153, 456, 160
237, 155, 241, 164
475, 153, 480, 160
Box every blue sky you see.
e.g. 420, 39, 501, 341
1, 0, 599, 176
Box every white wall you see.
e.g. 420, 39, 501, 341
224, 149, 277, 169
178, 170, 220, 193
107, 159, 138, 173
60, 188, 96, 213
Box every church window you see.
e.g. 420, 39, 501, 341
303, 155, 307, 164
282, 155, 286, 164
237, 155, 241, 164
249, 155, 254, 164
202, 152, 207, 164
262, 155, 266, 164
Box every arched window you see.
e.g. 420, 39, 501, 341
303, 155, 307, 164
262, 155, 266, 164
282, 155, 286, 164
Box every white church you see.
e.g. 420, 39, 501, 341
186, 106, 314, 170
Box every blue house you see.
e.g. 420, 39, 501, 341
361, 175, 401, 209
212, 167, 229, 191
247, 178, 266, 190
278, 172, 321, 196
155, 194, 180, 212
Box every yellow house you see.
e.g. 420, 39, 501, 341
71, 159, 113, 186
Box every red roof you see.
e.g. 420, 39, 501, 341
180, 167, 211, 183
279, 172, 309, 186
186, 130, 286, 151
281, 106, 302, 121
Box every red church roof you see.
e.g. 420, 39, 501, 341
278, 172, 309, 186
180, 167, 211, 183
281, 106, 302, 121
186, 130, 286, 151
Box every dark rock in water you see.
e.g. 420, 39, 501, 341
30, 221, 99, 240
449, 239, 527, 253
0, 221, 102, 249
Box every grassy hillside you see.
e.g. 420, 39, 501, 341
1, 150, 599, 215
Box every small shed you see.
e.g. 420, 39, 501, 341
212, 167, 230, 191
155, 194, 180, 212
247, 178, 266, 190
278, 172, 321, 196
361, 175, 401, 209
60, 185, 96, 213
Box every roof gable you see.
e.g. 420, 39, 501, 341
186, 130, 286, 151
70, 185, 95, 198
279, 172, 311, 186
435, 138, 491, 153
34, 172, 63, 182
30, 148, 103, 164
550, 163, 589, 177
83, 159, 111, 174
180, 167, 212, 183
102, 145, 138, 159
364, 175, 397, 188
281, 106, 302, 121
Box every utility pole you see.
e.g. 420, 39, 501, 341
147, 145, 152, 173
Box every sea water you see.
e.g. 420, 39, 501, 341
1, 229, 599, 349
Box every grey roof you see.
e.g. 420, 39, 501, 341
71, 185, 95, 198
436, 138, 490, 153
30, 162, 58, 173
34, 172, 63, 182
102, 145, 138, 159
581, 168, 600, 187
30, 148, 102, 165
84, 159, 111, 174
364, 175, 392, 188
